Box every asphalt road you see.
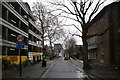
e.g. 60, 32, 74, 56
42, 57, 90, 80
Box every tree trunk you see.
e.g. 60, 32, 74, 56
41, 22, 45, 55
82, 33, 90, 69
42, 35, 44, 54
50, 39, 53, 57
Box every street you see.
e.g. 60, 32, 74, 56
41, 57, 90, 80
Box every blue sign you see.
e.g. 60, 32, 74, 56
16, 42, 24, 48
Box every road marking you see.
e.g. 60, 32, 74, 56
68, 60, 83, 72
40, 62, 55, 79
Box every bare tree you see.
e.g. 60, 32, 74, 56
32, 2, 65, 57
32, 2, 50, 54
65, 37, 76, 59
46, 14, 65, 56
49, 0, 108, 69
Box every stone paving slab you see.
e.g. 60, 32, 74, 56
2, 60, 54, 79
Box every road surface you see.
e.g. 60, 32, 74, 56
41, 57, 90, 80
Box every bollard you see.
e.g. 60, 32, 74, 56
42, 59, 46, 67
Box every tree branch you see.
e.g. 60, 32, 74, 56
87, 26, 111, 39
69, 31, 82, 38
59, 15, 78, 22
84, 1, 93, 15
49, 2, 76, 15
73, 2, 83, 22
87, 0, 106, 23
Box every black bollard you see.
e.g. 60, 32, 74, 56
42, 59, 46, 67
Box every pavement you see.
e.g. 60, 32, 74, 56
2, 60, 54, 79
69, 58, 120, 80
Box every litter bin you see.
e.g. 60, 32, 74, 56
42, 59, 46, 67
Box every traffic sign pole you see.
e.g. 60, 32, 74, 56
16, 35, 24, 77
19, 49, 22, 77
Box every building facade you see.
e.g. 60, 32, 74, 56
87, 1, 120, 69
54, 44, 63, 57
0, 0, 42, 64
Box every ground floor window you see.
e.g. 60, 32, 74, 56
88, 49, 97, 59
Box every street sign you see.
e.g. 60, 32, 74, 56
16, 35, 24, 42
16, 42, 24, 48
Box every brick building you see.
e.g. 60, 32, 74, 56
87, 1, 120, 68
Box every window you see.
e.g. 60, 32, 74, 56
28, 45, 33, 52
8, 29, 18, 42
2, 27, 7, 40
100, 48, 104, 56
2, 6, 8, 21
88, 36, 97, 45
7, 47, 18, 55
20, 49, 28, 56
2, 46, 6, 55
88, 50, 97, 59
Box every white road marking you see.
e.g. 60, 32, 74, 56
40, 62, 55, 78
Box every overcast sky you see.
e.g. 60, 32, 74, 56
22, 0, 117, 45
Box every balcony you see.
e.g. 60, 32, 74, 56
28, 40, 37, 47
29, 18, 41, 32
2, 39, 28, 50
0, 17, 28, 37
29, 29, 41, 40
2, 2, 28, 26
16, 0, 29, 14
2, 39, 16, 48
88, 44, 97, 50
29, 10, 35, 20
28, 40, 41, 48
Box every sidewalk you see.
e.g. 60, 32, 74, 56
85, 65, 120, 80
69, 58, 120, 80
2, 60, 54, 79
